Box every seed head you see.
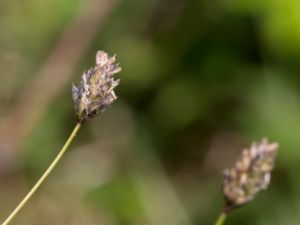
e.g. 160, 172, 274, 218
222, 138, 278, 211
72, 51, 121, 123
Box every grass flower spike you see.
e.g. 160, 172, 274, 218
222, 138, 278, 210
214, 138, 278, 225
72, 51, 121, 123
2, 50, 121, 225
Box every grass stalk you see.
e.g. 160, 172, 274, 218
2, 122, 82, 225
214, 212, 227, 225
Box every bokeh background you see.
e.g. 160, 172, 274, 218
0, 0, 299, 224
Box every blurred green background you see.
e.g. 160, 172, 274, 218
0, 0, 299, 224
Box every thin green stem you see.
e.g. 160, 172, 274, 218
214, 212, 227, 225
2, 122, 82, 225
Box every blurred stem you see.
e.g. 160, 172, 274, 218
2, 122, 82, 225
214, 212, 227, 225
